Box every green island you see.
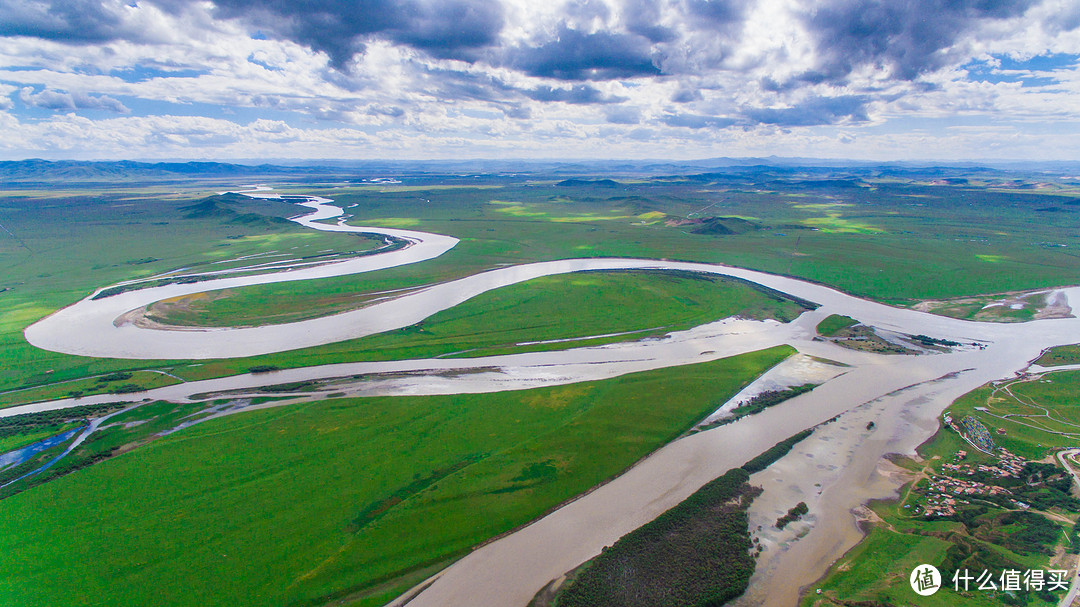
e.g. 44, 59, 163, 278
816, 314, 859, 337
553, 468, 762, 607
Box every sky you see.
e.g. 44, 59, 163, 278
1, 0, 1079, 161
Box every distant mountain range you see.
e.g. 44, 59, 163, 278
2, 158, 1079, 183
0, 159, 322, 182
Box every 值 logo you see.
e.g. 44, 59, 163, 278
910, 564, 941, 596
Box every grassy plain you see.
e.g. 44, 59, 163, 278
145, 268, 808, 332
5, 168, 1080, 406
0, 183, 378, 397
0, 347, 792, 607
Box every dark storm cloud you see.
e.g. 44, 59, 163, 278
743, 95, 869, 126
523, 84, 625, 104
0, 0, 503, 67
379, 1, 505, 58
0, 0, 130, 43
210, 0, 504, 68
801, 0, 1033, 83
510, 25, 661, 80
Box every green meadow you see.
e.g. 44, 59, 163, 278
144, 268, 809, 331
0, 347, 791, 607
4, 169, 1080, 406
3, 167, 1080, 607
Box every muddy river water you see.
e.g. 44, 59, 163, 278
12, 190, 1080, 606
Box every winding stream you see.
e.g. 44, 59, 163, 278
13, 189, 1080, 606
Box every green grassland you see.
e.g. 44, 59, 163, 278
0, 184, 385, 397
0, 268, 809, 408
0, 370, 182, 408
912, 291, 1049, 322
155, 270, 806, 384
0, 347, 792, 607
144, 268, 808, 331
804, 370, 1080, 607
5, 169, 1080, 406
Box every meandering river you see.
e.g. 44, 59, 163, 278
14, 189, 1080, 606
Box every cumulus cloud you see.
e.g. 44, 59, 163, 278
797, 0, 1034, 84
0, 0, 131, 43
19, 87, 129, 113
661, 112, 737, 129
604, 104, 640, 123
509, 25, 661, 80
211, 0, 504, 69
523, 84, 625, 104
0, 0, 1077, 160
743, 95, 870, 126
686, 0, 746, 27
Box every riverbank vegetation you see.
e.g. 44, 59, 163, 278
554, 468, 760, 607
804, 370, 1080, 606
0, 348, 791, 607
700, 384, 818, 430
539, 429, 815, 607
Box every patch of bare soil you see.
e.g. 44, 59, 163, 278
915, 288, 1074, 322
825, 325, 919, 355
1036, 290, 1073, 320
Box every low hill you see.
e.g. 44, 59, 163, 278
180, 193, 295, 227
690, 216, 762, 235
556, 178, 621, 188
